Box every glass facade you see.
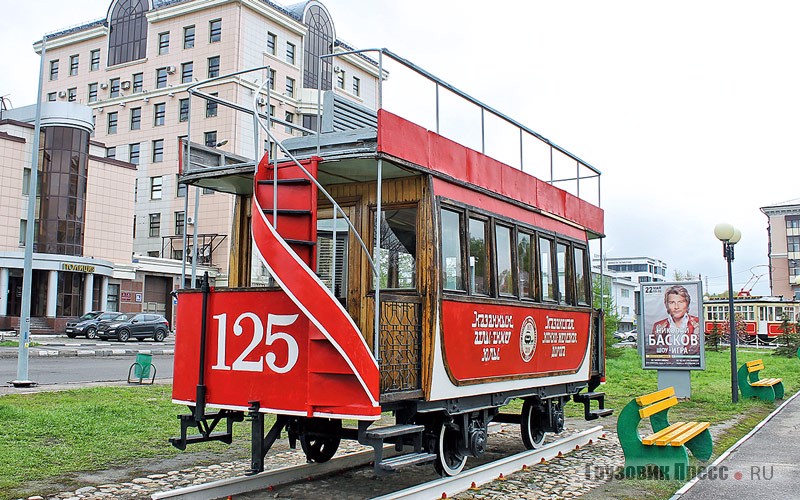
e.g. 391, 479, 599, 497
302, 4, 333, 91
37, 126, 90, 256
108, 0, 149, 66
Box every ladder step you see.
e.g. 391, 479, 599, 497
258, 178, 311, 185
365, 424, 425, 440
587, 408, 614, 420
574, 391, 606, 401
377, 452, 437, 471
285, 239, 316, 247
263, 209, 312, 216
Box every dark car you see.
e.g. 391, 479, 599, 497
65, 311, 125, 339
98, 313, 170, 342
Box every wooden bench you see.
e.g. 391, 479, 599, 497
617, 387, 712, 480
738, 359, 784, 402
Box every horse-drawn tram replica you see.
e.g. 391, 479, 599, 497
169, 49, 611, 477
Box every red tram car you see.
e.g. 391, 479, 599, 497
170, 50, 610, 476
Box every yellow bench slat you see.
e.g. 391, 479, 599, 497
653, 422, 697, 446
746, 360, 764, 372
639, 396, 678, 419
636, 387, 676, 407
751, 377, 782, 386
641, 421, 685, 445
667, 422, 710, 446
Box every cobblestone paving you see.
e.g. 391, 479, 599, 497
20, 426, 626, 500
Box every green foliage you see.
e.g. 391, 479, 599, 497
775, 316, 800, 357
705, 321, 725, 351
592, 275, 622, 358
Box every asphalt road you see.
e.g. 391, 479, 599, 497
1, 352, 174, 387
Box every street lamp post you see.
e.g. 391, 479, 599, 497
714, 223, 742, 403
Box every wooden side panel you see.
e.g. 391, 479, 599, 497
227, 195, 252, 287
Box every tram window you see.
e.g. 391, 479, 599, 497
496, 224, 514, 296
574, 246, 589, 305
556, 243, 569, 304
469, 218, 490, 295
377, 207, 417, 289
441, 209, 465, 291
539, 236, 554, 301
517, 232, 533, 299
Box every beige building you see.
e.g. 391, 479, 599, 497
36, 0, 381, 285
761, 199, 800, 299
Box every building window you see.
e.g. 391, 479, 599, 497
336, 70, 345, 89
206, 93, 218, 117
209, 19, 222, 43
110, 77, 120, 97
267, 31, 276, 55
69, 55, 79, 76
106, 146, 116, 159
108, 0, 148, 66
22, 168, 31, 196
788, 235, 800, 253
88, 83, 98, 102
302, 4, 334, 90
286, 42, 296, 64
204, 131, 217, 147
176, 175, 186, 197
179, 98, 189, 122
207, 56, 220, 78
107, 112, 118, 134
153, 102, 166, 126
149, 213, 161, 237
132, 72, 143, 93
130, 107, 141, 130
175, 211, 185, 235
90, 49, 100, 71
268, 69, 276, 90
156, 67, 168, 88
152, 139, 164, 162
183, 25, 195, 49
67, 87, 77, 102
181, 61, 193, 83
49, 60, 59, 80
786, 216, 800, 230
47, 92, 57, 102
150, 176, 163, 200
158, 32, 170, 55
621, 288, 631, 298
352, 76, 360, 97
285, 77, 295, 97
129, 142, 140, 164
284, 112, 294, 133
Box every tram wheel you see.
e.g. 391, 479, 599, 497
433, 421, 467, 477
521, 399, 547, 449
299, 418, 341, 463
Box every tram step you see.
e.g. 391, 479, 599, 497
377, 452, 437, 471
587, 408, 614, 420
366, 424, 425, 440
257, 178, 311, 185
573, 391, 606, 401
263, 209, 313, 216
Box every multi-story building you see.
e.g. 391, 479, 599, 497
594, 256, 668, 284
591, 267, 638, 332
760, 199, 800, 298
36, 0, 380, 285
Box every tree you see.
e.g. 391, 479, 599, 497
592, 275, 622, 358
672, 270, 697, 281
775, 314, 800, 358
705, 321, 724, 351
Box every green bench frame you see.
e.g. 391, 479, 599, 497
617, 386, 712, 480
738, 359, 783, 402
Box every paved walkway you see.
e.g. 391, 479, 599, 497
673, 389, 800, 500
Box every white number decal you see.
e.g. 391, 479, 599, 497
211, 311, 299, 374
232, 312, 264, 372
265, 314, 299, 374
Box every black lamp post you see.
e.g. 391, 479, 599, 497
715, 223, 742, 403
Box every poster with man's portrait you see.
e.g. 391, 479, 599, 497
641, 281, 705, 370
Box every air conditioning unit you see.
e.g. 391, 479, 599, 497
333, 65, 342, 73
58, 90, 67, 98
120, 80, 131, 90
99, 82, 108, 89
166, 65, 176, 74
257, 97, 266, 106
186, 216, 195, 225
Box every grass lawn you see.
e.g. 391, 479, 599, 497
1, 347, 797, 499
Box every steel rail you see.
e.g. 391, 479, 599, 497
371, 425, 605, 500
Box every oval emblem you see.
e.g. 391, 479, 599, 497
520, 316, 537, 362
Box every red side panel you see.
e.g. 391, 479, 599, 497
377, 109, 604, 235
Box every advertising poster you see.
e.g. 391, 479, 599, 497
642, 281, 705, 370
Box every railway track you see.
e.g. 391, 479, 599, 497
151, 425, 605, 500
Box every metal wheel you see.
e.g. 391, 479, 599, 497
433, 421, 467, 476
154, 329, 166, 342
85, 327, 98, 340
521, 399, 547, 449
118, 329, 130, 342
299, 418, 341, 463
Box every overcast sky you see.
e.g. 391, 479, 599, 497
3, 0, 798, 296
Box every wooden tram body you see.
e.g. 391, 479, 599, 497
704, 295, 800, 344
171, 57, 610, 476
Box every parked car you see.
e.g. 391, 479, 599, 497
65, 311, 124, 339
98, 313, 170, 342
613, 330, 638, 343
